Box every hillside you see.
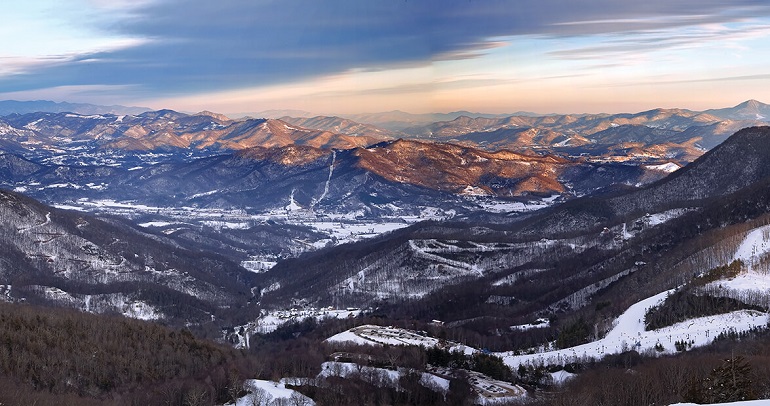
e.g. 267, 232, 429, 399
0, 189, 259, 332
0, 139, 672, 214
0, 302, 257, 405
258, 127, 770, 320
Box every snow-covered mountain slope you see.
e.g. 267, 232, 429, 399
499, 289, 766, 368
231, 380, 316, 406
0, 189, 258, 328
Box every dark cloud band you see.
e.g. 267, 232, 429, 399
1, 0, 769, 99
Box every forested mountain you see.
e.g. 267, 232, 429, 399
0, 302, 257, 405
2, 103, 770, 404
0, 189, 259, 332
259, 127, 770, 321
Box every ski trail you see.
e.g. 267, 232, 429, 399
286, 189, 302, 211
409, 240, 482, 274
314, 150, 336, 207
18, 212, 51, 233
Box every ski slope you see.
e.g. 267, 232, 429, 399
500, 224, 770, 369
498, 290, 767, 368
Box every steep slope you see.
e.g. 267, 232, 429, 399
0, 189, 258, 327
355, 139, 570, 196
505, 126, 770, 237
608, 126, 770, 217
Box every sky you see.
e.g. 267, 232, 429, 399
2, 0, 770, 115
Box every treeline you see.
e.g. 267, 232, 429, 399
644, 261, 765, 330
244, 319, 523, 405
536, 328, 770, 405
425, 347, 514, 382
0, 302, 258, 405
293, 372, 470, 406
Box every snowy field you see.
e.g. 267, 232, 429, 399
326, 324, 476, 355
501, 224, 770, 369
52, 192, 567, 262
228, 308, 362, 348
319, 361, 450, 393
255, 308, 361, 334
230, 379, 315, 406
53, 198, 451, 253
325, 326, 527, 403
471, 194, 560, 213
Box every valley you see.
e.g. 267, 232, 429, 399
9, 1, 770, 404
2, 102, 770, 405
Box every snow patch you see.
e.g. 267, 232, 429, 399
232, 379, 315, 406
326, 325, 476, 355
645, 162, 681, 173
511, 318, 550, 331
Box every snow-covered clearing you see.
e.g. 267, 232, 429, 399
408, 240, 482, 274
698, 224, 770, 307
498, 290, 768, 369
319, 361, 450, 393
240, 260, 277, 273
511, 318, 550, 331
318, 361, 526, 403
549, 370, 576, 385
326, 324, 476, 355
255, 308, 361, 334
472, 194, 560, 213
428, 366, 526, 404
645, 162, 681, 173
229, 308, 362, 348
231, 379, 315, 406
614, 208, 696, 242
732, 224, 770, 270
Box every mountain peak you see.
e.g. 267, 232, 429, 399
705, 100, 770, 121
194, 110, 230, 121
738, 99, 765, 109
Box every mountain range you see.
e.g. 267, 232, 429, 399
259, 125, 770, 313
0, 100, 149, 116
2, 100, 770, 403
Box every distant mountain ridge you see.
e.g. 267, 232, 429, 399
0, 100, 149, 116
0, 139, 672, 215
705, 99, 770, 121
0, 110, 385, 154
271, 101, 767, 161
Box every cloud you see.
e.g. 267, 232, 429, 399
2, 0, 770, 102
548, 22, 770, 62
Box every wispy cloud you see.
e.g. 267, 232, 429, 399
3, 0, 770, 111
548, 22, 770, 62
